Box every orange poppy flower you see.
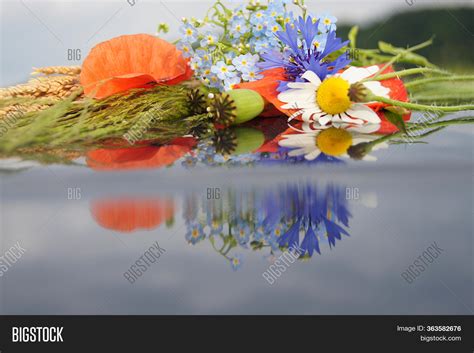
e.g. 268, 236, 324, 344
91, 198, 175, 233
80, 34, 193, 99
86, 137, 196, 171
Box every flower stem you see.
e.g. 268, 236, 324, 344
362, 68, 451, 82
405, 75, 474, 88
369, 95, 474, 112
371, 38, 434, 80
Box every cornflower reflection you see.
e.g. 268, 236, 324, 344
183, 183, 353, 270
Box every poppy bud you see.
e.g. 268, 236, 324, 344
226, 89, 265, 125
347, 142, 373, 160
349, 82, 369, 103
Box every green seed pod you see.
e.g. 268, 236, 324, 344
225, 89, 265, 125
231, 127, 265, 155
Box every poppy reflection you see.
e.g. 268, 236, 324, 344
86, 137, 196, 171
90, 198, 175, 233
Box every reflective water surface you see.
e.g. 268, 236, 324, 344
0, 124, 472, 315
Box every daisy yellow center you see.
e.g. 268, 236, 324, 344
316, 127, 353, 156
316, 77, 352, 115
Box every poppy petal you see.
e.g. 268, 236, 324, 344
80, 34, 192, 99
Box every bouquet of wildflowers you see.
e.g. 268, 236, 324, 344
176, 0, 342, 91
0, 0, 473, 163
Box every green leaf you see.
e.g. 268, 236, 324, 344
384, 109, 407, 134
348, 26, 359, 49
378, 41, 435, 68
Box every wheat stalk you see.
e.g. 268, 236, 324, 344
0, 68, 83, 117
0, 75, 81, 99
32, 66, 81, 76
0, 103, 56, 119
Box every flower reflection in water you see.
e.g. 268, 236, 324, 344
90, 198, 175, 233
86, 137, 196, 171
183, 183, 353, 270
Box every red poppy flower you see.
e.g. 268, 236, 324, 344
80, 34, 193, 99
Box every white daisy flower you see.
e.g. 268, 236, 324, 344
278, 66, 391, 126
278, 124, 388, 161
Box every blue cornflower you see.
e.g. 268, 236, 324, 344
232, 53, 259, 73
323, 217, 349, 248
185, 222, 205, 245
318, 13, 337, 32
200, 32, 218, 47
179, 23, 198, 43
278, 218, 301, 249
300, 221, 321, 257
259, 15, 350, 84
230, 254, 243, 271
211, 61, 236, 80
176, 42, 193, 58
